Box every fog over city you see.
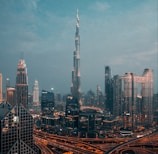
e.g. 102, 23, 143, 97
0, 0, 157, 94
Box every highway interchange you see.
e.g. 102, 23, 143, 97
34, 129, 158, 154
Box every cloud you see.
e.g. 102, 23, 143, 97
0, 0, 157, 93
89, 1, 110, 12
107, 47, 157, 75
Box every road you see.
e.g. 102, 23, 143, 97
105, 131, 158, 154
34, 129, 105, 154
34, 136, 54, 154
34, 129, 158, 154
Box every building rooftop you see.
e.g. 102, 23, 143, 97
0, 102, 12, 120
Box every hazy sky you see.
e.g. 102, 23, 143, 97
0, 0, 157, 95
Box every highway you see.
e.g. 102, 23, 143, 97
105, 131, 158, 154
34, 129, 158, 154
34, 136, 54, 154
34, 129, 105, 154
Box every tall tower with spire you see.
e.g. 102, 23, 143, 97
71, 9, 81, 101
16, 59, 28, 108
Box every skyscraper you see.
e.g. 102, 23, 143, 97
6, 78, 10, 88
0, 73, 2, 102
65, 95, 80, 129
15, 59, 28, 108
105, 66, 113, 114
0, 102, 38, 154
0, 59, 39, 153
121, 69, 153, 128
71, 9, 81, 102
41, 90, 55, 116
141, 68, 153, 126
96, 85, 104, 107
6, 87, 16, 106
6, 78, 16, 105
33, 80, 39, 104
122, 72, 137, 129
113, 75, 122, 117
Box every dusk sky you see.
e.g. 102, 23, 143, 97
0, 0, 157, 95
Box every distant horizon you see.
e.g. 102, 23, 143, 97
0, 0, 157, 95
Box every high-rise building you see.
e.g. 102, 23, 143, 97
105, 66, 113, 114
141, 69, 153, 126
122, 72, 137, 129
121, 69, 153, 128
0, 73, 2, 102
41, 90, 55, 116
65, 95, 80, 129
33, 80, 39, 105
96, 85, 104, 107
6, 87, 16, 106
71, 9, 81, 102
0, 102, 39, 154
15, 59, 28, 108
113, 75, 122, 117
6, 78, 10, 88
65, 95, 80, 117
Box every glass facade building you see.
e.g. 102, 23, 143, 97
0, 102, 38, 154
121, 69, 153, 128
16, 59, 28, 109
65, 95, 80, 129
41, 90, 55, 116
105, 66, 113, 114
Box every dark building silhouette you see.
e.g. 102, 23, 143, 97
65, 95, 80, 129
113, 75, 122, 117
0, 102, 38, 154
105, 66, 113, 114
41, 90, 55, 116
78, 108, 97, 138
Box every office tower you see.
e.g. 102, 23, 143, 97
0, 73, 2, 102
15, 59, 28, 108
0, 102, 38, 154
141, 69, 153, 126
6, 87, 16, 106
41, 90, 55, 116
96, 85, 104, 107
78, 109, 96, 138
33, 80, 39, 105
121, 69, 153, 128
65, 95, 80, 116
122, 73, 137, 129
71, 9, 81, 102
113, 75, 122, 117
65, 95, 80, 129
6, 78, 10, 88
105, 66, 113, 114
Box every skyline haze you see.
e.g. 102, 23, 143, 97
0, 0, 157, 94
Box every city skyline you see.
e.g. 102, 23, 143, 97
0, 0, 157, 94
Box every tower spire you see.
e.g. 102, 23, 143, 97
76, 9, 79, 27
71, 9, 81, 102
